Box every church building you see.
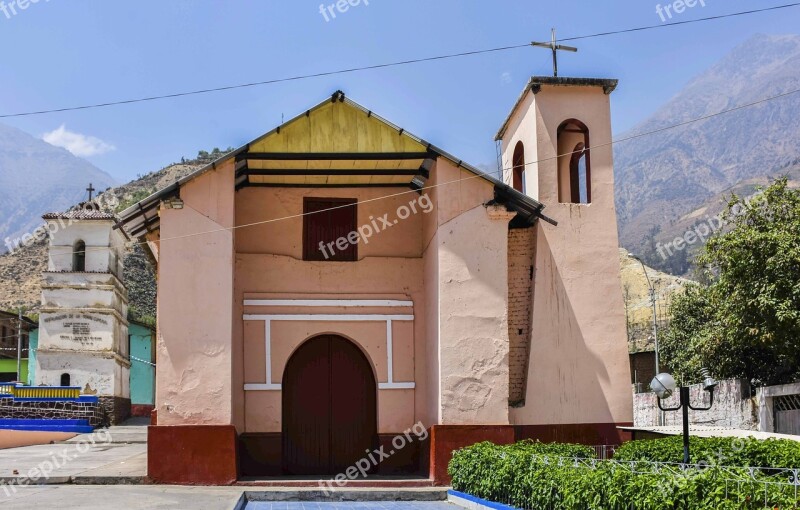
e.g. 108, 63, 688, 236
118, 77, 633, 485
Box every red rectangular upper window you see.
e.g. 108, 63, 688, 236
303, 198, 358, 262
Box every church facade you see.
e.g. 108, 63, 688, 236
119, 77, 633, 485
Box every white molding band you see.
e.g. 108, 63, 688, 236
243, 309, 415, 392
249, 383, 418, 391
244, 299, 413, 308
264, 320, 273, 388
386, 320, 394, 385
244, 314, 414, 322
379, 382, 416, 390
244, 383, 282, 391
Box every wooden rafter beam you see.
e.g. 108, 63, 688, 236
239, 183, 410, 189
245, 169, 419, 176
236, 152, 432, 162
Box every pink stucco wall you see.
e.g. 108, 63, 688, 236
233, 186, 430, 434
229, 159, 512, 433
500, 84, 633, 426
431, 160, 515, 426
156, 161, 236, 426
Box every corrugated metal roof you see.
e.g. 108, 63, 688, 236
619, 425, 800, 442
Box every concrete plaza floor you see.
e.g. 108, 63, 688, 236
0, 486, 459, 509
0, 485, 246, 509
0, 420, 455, 509
0, 430, 146, 485
246, 503, 458, 510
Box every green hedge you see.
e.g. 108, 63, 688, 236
448, 440, 800, 510
614, 436, 800, 469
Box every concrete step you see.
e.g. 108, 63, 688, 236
238, 478, 436, 489
241, 487, 448, 502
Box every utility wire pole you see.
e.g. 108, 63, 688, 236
16, 308, 22, 383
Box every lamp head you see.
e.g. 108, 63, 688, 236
650, 373, 677, 399
700, 367, 718, 392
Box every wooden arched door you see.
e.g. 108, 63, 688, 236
282, 335, 378, 475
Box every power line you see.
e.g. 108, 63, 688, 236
1, 3, 797, 119
4, 83, 799, 262
0, 44, 529, 119
559, 2, 800, 42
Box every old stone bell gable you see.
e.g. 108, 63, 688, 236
117, 78, 633, 485
37, 202, 131, 423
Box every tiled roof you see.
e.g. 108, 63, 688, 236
43, 203, 116, 221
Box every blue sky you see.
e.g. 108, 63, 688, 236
1, 0, 798, 182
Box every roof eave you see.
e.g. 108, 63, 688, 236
495, 76, 619, 141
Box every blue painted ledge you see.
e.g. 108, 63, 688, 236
448, 490, 521, 510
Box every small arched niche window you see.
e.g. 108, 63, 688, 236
73, 240, 86, 272
60, 373, 71, 387
557, 120, 591, 204
512, 141, 526, 194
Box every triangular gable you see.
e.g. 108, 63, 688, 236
118, 91, 550, 241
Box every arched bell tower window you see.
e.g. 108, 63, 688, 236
557, 120, 591, 204
512, 141, 526, 194
73, 240, 86, 272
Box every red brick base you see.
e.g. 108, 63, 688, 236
147, 422, 630, 485
514, 422, 632, 445
429, 425, 515, 485
130, 404, 155, 418
148, 425, 238, 485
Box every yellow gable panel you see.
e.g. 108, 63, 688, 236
248, 101, 428, 155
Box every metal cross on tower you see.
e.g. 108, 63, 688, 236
86, 183, 96, 201
532, 29, 578, 77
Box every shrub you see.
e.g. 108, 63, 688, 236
615, 436, 800, 469
448, 440, 595, 506
448, 440, 800, 510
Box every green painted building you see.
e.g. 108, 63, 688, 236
129, 321, 156, 415
0, 311, 37, 383
1, 311, 155, 418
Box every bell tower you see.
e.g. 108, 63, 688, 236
496, 77, 634, 432
36, 200, 131, 423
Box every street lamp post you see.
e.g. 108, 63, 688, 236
651, 370, 718, 465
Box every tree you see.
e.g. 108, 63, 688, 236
661, 178, 800, 386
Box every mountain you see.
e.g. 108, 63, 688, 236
0, 123, 117, 251
614, 34, 800, 274
618, 248, 691, 354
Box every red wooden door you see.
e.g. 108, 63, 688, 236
282, 335, 377, 475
